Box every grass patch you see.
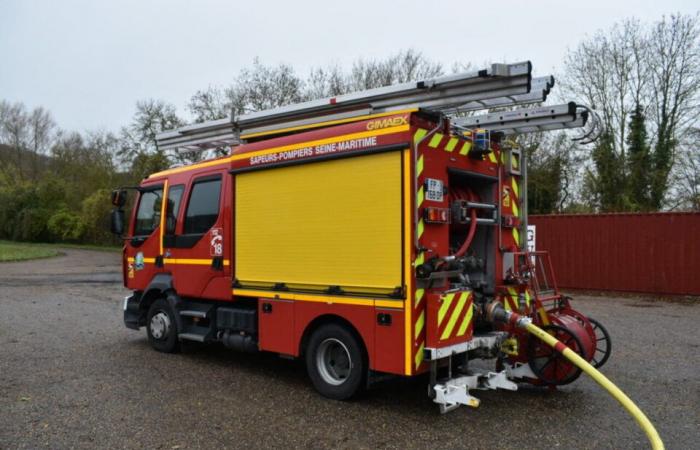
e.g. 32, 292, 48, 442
0, 241, 61, 262
0, 240, 121, 262
44, 242, 121, 253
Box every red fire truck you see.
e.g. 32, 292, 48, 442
112, 61, 611, 411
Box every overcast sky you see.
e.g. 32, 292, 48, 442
1, 0, 698, 133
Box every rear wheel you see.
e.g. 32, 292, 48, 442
146, 298, 180, 353
588, 317, 612, 368
305, 323, 366, 400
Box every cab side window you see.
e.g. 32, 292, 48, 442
133, 188, 163, 236
165, 184, 184, 234
183, 176, 221, 235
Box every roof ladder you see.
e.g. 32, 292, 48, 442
156, 61, 533, 153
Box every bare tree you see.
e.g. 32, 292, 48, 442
561, 19, 648, 157
348, 49, 443, 91
647, 14, 700, 207
119, 99, 185, 166
305, 65, 348, 99
0, 100, 55, 181
669, 128, 700, 210
225, 58, 305, 114
560, 14, 700, 210
0, 100, 29, 180
27, 106, 55, 179
188, 86, 229, 122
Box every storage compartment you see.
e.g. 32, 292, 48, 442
217, 306, 257, 335
258, 298, 295, 355
235, 151, 404, 295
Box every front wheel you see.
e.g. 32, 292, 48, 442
305, 323, 366, 400
146, 298, 180, 353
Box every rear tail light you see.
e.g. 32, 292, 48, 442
424, 207, 450, 224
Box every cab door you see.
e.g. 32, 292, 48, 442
125, 183, 163, 291
162, 170, 231, 301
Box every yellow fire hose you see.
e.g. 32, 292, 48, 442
523, 320, 664, 450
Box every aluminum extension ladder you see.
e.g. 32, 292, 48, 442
156, 60, 601, 153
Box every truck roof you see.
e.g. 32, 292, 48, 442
147, 110, 419, 181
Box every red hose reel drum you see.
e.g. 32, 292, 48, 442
550, 314, 595, 362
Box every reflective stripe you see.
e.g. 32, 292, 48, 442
233, 126, 409, 163
525, 290, 531, 307
415, 252, 425, 266
488, 151, 498, 163
413, 128, 428, 146
459, 141, 472, 156
127, 257, 156, 264
512, 227, 520, 246
167, 258, 230, 266
512, 201, 519, 218
415, 288, 425, 308
511, 178, 519, 198
441, 292, 467, 340
417, 186, 424, 207
428, 133, 443, 148
126, 257, 229, 266
242, 109, 417, 140
232, 289, 403, 308
507, 287, 519, 312
417, 155, 424, 177
417, 218, 425, 238
415, 311, 425, 339
445, 137, 458, 152
438, 293, 455, 326
457, 301, 474, 336
415, 342, 424, 369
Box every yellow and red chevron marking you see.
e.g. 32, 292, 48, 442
425, 291, 474, 348
437, 291, 474, 342
502, 286, 532, 312
414, 129, 474, 159
412, 128, 432, 372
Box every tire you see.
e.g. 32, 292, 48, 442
587, 317, 612, 369
305, 323, 366, 400
146, 298, 180, 353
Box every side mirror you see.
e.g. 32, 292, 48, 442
110, 209, 125, 235
111, 189, 127, 208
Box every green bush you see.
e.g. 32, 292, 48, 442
47, 209, 85, 242
80, 189, 114, 244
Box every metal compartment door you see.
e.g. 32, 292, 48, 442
425, 290, 474, 349
234, 151, 403, 295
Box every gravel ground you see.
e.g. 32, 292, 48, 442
0, 249, 698, 449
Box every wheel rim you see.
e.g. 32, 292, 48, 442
150, 311, 171, 340
588, 317, 612, 368
316, 338, 352, 386
528, 324, 584, 385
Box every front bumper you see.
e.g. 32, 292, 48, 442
123, 294, 141, 330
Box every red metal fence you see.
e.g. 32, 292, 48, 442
529, 212, 700, 296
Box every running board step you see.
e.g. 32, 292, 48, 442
179, 310, 208, 318
178, 333, 207, 342
177, 301, 215, 319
